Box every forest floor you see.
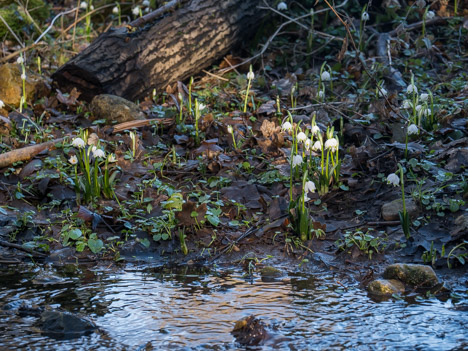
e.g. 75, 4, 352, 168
0, 1, 467, 289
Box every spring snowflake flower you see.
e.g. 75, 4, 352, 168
107, 154, 117, 163
142, 0, 150, 7
277, 1, 287, 11
420, 93, 429, 101
69, 155, 78, 165
227, 125, 233, 134
317, 90, 325, 99
297, 131, 307, 143
80, 1, 88, 9
387, 173, 400, 187
89, 4, 94, 10
292, 155, 303, 167
361, 12, 369, 21
325, 138, 339, 152
0, 100, 4, 109
198, 103, 206, 111
402, 100, 412, 109
305, 138, 312, 151
281, 121, 292, 133
132, 6, 140, 16
16, 56, 24, 65
407, 124, 419, 135
21, 73, 26, 80
311, 125, 320, 135
93, 148, 105, 158
72, 137, 86, 148
415, 104, 423, 112
304, 180, 316, 193
426, 11, 435, 19
247, 71, 255, 80
312, 140, 322, 151
407, 84, 418, 94
416, 0, 426, 8
112, 6, 119, 14
321, 71, 331, 81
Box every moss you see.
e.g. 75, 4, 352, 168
383, 263, 439, 288
0, 0, 50, 40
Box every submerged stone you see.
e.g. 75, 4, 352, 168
40, 311, 97, 339
232, 315, 268, 346
260, 266, 283, 279
383, 263, 439, 288
368, 279, 405, 296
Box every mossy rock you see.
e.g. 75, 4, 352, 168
368, 279, 405, 296
0, 63, 43, 107
383, 263, 439, 288
0, 0, 50, 40
260, 266, 283, 279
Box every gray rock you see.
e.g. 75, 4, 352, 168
40, 311, 97, 339
90, 94, 145, 123
383, 263, 439, 288
368, 279, 405, 296
381, 198, 418, 221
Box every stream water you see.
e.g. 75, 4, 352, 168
0, 263, 467, 350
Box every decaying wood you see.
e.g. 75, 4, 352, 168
111, 118, 172, 134
52, 0, 265, 101
0, 138, 64, 169
0, 240, 47, 258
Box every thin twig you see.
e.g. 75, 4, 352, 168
129, 0, 182, 28
0, 14, 24, 47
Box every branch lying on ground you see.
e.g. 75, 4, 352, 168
0, 138, 65, 169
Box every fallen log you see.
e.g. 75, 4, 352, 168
52, 0, 266, 102
0, 138, 64, 169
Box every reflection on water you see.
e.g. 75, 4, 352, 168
0, 264, 467, 350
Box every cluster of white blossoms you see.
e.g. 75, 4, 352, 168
70, 137, 117, 165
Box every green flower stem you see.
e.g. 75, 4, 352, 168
243, 78, 252, 113
404, 131, 409, 159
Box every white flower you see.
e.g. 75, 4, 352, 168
277, 1, 287, 10
0, 100, 4, 109
420, 93, 429, 101
132, 6, 140, 16
424, 108, 432, 116
89, 4, 94, 10
69, 155, 78, 165
312, 140, 322, 151
387, 173, 400, 187
91, 145, 97, 153
281, 121, 292, 133
107, 154, 117, 163
305, 138, 312, 151
407, 124, 418, 135
297, 131, 307, 143
227, 125, 233, 134
72, 137, 86, 148
142, 0, 150, 7
402, 100, 412, 109
16, 56, 24, 65
292, 155, 303, 167
304, 180, 316, 194
407, 84, 418, 94
324, 137, 339, 152
416, 0, 426, 8
93, 148, 105, 158
21, 73, 26, 80
311, 125, 320, 135
198, 103, 206, 111
247, 71, 255, 80
379, 87, 387, 97
80, 1, 88, 9
361, 12, 369, 21
426, 11, 435, 19
415, 104, 423, 112
112, 6, 119, 14
144, 7, 150, 13
317, 90, 325, 99
321, 71, 331, 81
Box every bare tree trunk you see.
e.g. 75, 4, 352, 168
52, 0, 265, 101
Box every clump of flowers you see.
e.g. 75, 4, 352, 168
387, 165, 411, 239
70, 131, 118, 204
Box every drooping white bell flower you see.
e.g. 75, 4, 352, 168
407, 124, 419, 135
321, 71, 331, 81
247, 71, 255, 80
93, 148, 106, 158
277, 2, 287, 11
292, 155, 303, 167
305, 138, 312, 151
304, 180, 316, 193
297, 131, 307, 143
72, 137, 86, 148
281, 121, 292, 133
407, 84, 418, 94
426, 11, 435, 19
312, 140, 322, 151
387, 173, 400, 187
361, 12, 370, 21
420, 93, 429, 101
324, 137, 339, 152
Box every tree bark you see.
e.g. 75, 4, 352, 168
52, 0, 265, 101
